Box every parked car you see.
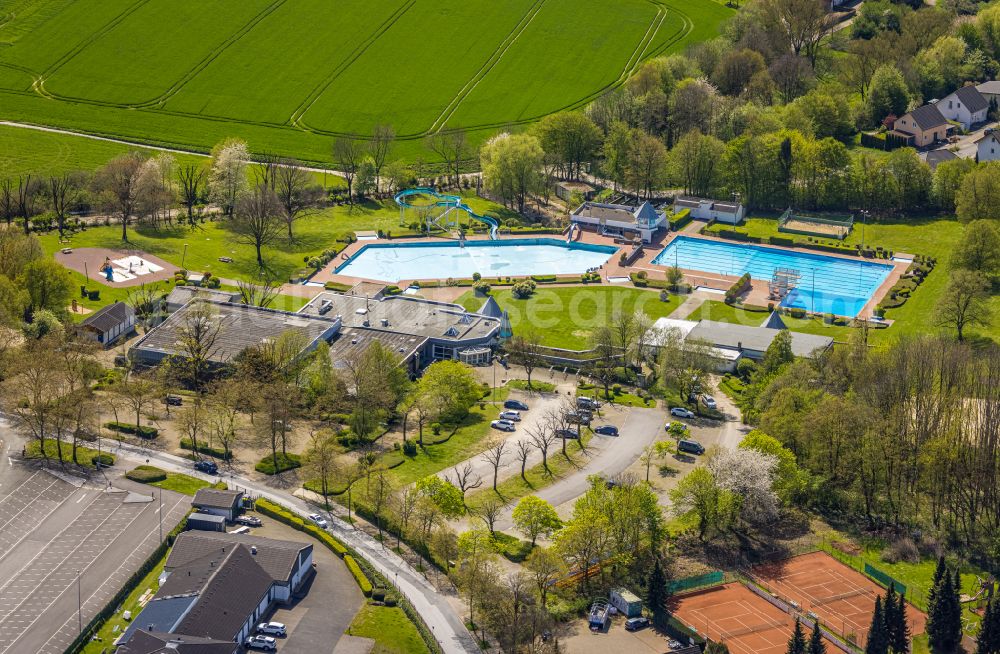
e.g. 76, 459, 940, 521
236, 515, 262, 527
670, 407, 695, 419
556, 428, 580, 439
499, 410, 521, 422
577, 396, 600, 410
193, 460, 218, 475
164, 394, 183, 406
245, 635, 276, 651
667, 639, 685, 650
257, 622, 286, 636
307, 513, 328, 529
677, 439, 706, 455
565, 411, 592, 426
624, 616, 649, 631
491, 419, 516, 432
701, 394, 717, 410
594, 425, 619, 436
504, 399, 529, 411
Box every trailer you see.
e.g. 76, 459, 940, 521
588, 599, 610, 631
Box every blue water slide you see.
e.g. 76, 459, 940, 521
394, 188, 499, 240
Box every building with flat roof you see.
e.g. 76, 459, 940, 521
673, 196, 746, 225
300, 291, 500, 367
570, 200, 667, 242
191, 488, 244, 521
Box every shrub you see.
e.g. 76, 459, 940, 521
768, 235, 795, 247
126, 465, 167, 483
179, 438, 232, 460
788, 307, 807, 319
472, 272, 481, 281
511, 279, 537, 299
105, 421, 158, 439
529, 274, 556, 283
472, 280, 491, 294
883, 537, 920, 564
254, 452, 302, 475
670, 208, 692, 231
724, 273, 752, 305
402, 440, 418, 456
93, 453, 115, 468
344, 555, 373, 596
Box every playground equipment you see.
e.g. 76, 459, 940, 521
394, 188, 499, 240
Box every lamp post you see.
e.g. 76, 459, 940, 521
159, 486, 163, 543
77, 570, 82, 635
812, 269, 816, 315
181, 243, 188, 269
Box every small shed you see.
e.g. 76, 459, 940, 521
191, 488, 244, 522
555, 181, 596, 202
79, 302, 136, 347
185, 513, 226, 532
609, 588, 642, 618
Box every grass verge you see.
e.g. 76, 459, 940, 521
25, 439, 114, 469
346, 604, 431, 654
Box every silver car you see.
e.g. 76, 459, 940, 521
499, 410, 521, 422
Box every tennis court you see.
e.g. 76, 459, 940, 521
668, 583, 793, 654
753, 552, 927, 645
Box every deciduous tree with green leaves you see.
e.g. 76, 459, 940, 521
512, 495, 561, 547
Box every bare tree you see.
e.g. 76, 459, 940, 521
126, 283, 166, 332
178, 397, 208, 461
113, 369, 160, 435
47, 173, 83, 239
168, 301, 221, 393
232, 184, 283, 267
514, 439, 532, 481
481, 437, 508, 491
446, 461, 483, 505
236, 278, 280, 308
527, 420, 558, 473
0, 178, 13, 228
94, 152, 146, 241
274, 160, 312, 239
426, 129, 467, 189
333, 137, 364, 204
16, 174, 41, 235
392, 485, 419, 549
304, 430, 340, 509
506, 331, 545, 390
176, 164, 205, 225
367, 468, 394, 540
474, 497, 505, 536
369, 124, 395, 195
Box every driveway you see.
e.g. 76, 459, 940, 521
927, 120, 998, 159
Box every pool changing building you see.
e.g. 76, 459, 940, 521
131, 283, 502, 375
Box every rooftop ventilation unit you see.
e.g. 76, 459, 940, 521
318, 300, 333, 315
381, 318, 390, 327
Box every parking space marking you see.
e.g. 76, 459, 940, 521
0, 477, 78, 564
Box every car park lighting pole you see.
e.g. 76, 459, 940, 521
159, 487, 163, 543
77, 570, 82, 635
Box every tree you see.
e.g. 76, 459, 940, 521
669, 467, 736, 539
762, 329, 794, 374
952, 220, 1000, 276
236, 278, 280, 308
233, 184, 283, 267
670, 129, 725, 197
273, 160, 312, 239
788, 618, 807, 654
884, 585, 909, 654
413, 360, 481, 426
527, 420, 558, 472
524, 546, 562, 608
94, 152, 146, 241
865, 596, 889, 654
935, 270, 991, 341
709, 447, 780, 525
756, 0, 828, 65
956, 163, 1000, 222
333, 137, 365, 203
866, 65, 910, 127
480, 132, 544, 213
446, 461, 483, 506
505, 331, 544, 389
368, 124, 395, 194
167, 301, 221, 392
454, 528, 499, 641
927, 562, 962, 654
933, 158, 975, 213
473, 497, 504, 535
177, 398, 208, 465
647, 557, 668, 626
641, 441, 674, 482
978, 596, 1000, 654
113, 369, 160, 434
304, 430, 340, 509
209, 138, 248, 216
415, 475, 465, 519
532, 112, 601, 179
176, 164, 205, 224
426, 129, 467, 189
627, 131, 668, 199
481, 437, 508, 492
512, 495, 561, 547
343, 341, 408, 441
47, 173, 82, 239
19, 259, 72, 319
514, 438, 532, 481
808, 619, 826, 654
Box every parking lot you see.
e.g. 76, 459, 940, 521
0, 463, 188, 654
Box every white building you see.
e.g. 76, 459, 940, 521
673, 196, 746, 225
570, 201, 667, 243
938, 86, 990, 131
976, 80, 1000, 108
79, 301, 135, 347
977, 130, 1000, 163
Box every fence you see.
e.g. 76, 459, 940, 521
865, 563, 907, 596
666, 570, 725, 594
817, 539, 928, 609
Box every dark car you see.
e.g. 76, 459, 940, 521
594, 425, 619, 436
556, 428, 580, 439
164, 394, 183, 406
504, 399, 529, 411
624, 616, 649, 631
236, 515, 262, 527
194, 460, 218, 475
565, 411, 592, 426
677, 439, 705, 455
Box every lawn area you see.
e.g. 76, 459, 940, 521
150, 473, 212, 496
458, 286, 682, 350
80, 555, 168, 654
24, 439, 113, 468
685, 300, 856, 341
466, 430, 592, 510
507, 379, 557, 393
390, 390, 509, 485
346, 604, 431, 654
577, 384, 657, 408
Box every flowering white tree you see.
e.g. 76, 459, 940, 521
708, 448, 779, 524
209, 138, 249, 216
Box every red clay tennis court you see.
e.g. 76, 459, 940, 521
753, 552, 927, 645
668, 583, 793, 654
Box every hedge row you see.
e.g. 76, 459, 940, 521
254, 498, 349, 556
255, 452, 302, 475
670, 208, 692, 231
179, 438, 232, 461
126, 465, 167, 483
344, 555, 373, 596
105, 422, 158, 439
725, 273, 752, 304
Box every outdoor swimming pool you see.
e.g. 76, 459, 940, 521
651, 236, 894, 317
335, 239, 618, 283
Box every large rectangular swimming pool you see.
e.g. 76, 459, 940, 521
335, 238, 618, 283
651, 236, 893, 317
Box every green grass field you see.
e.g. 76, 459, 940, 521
458, 286, 682, 350
0, 0, 731, 164
346, 604, 431, 654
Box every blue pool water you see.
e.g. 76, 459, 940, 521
651, 236, 893, 317
335, 239, 618, 283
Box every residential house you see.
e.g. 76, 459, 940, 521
191, 489, 244, 522
891, 104, 950, 147
923, 149, 958, 171
938, 85, 990, 130
569, 201, 668, 243
977, 130, 1000, 163
673, 196, 746, 225
975, 80, 1000, 109
78, 301, 135, 347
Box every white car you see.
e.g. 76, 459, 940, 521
499, 410, 521, 422
245, 635, 276, 651
491, 419, 516, 432
257, 622, 286, 636
307, 513, 328, 529
701, 395, 717, 410
670, 407, 695, 419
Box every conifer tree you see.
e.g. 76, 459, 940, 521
866, 596, 889, 654
808, 619, 827, 654
889, 590, 911, 653
647, 558, 668, 626
788, 618, 807, 654
928, 565, 963, 653
978, 596, 1000, 654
